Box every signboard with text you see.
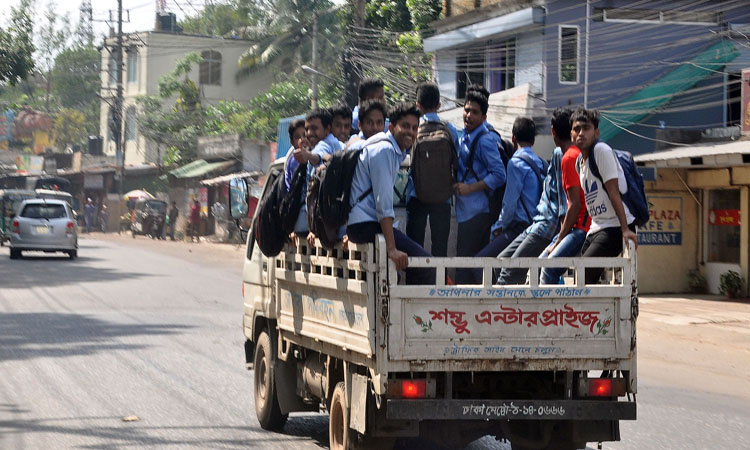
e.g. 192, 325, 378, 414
198, 134, 240, 160
639, 196, 682, 245
709, 209, 740, 226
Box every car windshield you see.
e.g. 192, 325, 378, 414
21, 204, 67, 219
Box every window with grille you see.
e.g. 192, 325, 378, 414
200, 50, 221, 86
127, 49, 138, 83
125, 107, 137, 141
559, 26, 579, 84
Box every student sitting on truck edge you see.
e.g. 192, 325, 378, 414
472, 117, 545, 283
346, 102, 434, 285
351, 77, 389, 136
495, 108, 572, 285
538, 111, 592, 284
346, 99, 387, 151
291, 109, 344, 236
284, 119, 307, 191
405, 81, 459, 258
454, 89, 506, 284
330, 103, 353, 145
573, 108, 638, 284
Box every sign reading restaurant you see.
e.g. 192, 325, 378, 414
639, 196, 682, 246
197, 134, 241, 160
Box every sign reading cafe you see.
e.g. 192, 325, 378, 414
639, 196, 682, 246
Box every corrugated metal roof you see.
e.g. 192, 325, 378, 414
200, 171, 260, 186
634, 139, 750, 168
167, 159, 234, 179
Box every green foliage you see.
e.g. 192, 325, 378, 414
405, 0, 442, 31
719, 271, 743, 298
0, 0, 35, 85
52, 46, 100, 136
687, 270, 706, 293
366, 0, 412, 32
53, 108, 86, 149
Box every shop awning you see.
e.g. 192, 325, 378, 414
167, 159, 234, 179
200, 171, 261, 186
634, 139, 750, 168
600, 40, 740, 142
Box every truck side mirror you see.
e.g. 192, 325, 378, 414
229, 178, 249, 219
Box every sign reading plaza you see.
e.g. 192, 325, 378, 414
639, 196, 682, 246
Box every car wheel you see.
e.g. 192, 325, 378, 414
68, 250, 77, 260
9, 248, 21, 259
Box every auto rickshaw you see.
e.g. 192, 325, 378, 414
0, 189, 37, 246
131, 199, 168, 239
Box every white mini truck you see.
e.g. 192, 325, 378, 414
230, 161, 637, 450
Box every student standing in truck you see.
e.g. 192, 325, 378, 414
347, 102, 433, 285
494, 108, 572, 285
453, 90, 506, 283
330, 103, 353, 145
573, 108, 638, 284
405, 81, 458, 257
346, 99, 387, 151
351, 77, 387, 133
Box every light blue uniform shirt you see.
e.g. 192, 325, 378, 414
494, 146, 545, 233
526, 147, 566, 241
348, 131, 406, 225
405, 112, 459, 203
456, 124, 506, 223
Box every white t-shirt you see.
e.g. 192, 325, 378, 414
578, 142, 634, 235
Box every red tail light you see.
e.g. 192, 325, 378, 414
66, 221, 75, 235
589, 378, 613, 397
401, 380, 427, 399
12, 219, 19, 234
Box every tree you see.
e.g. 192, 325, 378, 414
37, 2, 71, 111
52, 46, 100, 136
53, 108, 86, 149
0, 0, 35, 85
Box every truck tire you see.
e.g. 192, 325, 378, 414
254, 331, 288, 430
329, 382, 353, 450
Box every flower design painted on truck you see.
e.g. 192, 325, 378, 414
595, 317, 612, 336
413, 315, 433, 333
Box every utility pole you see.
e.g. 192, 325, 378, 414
311, 13, 319, 110
115, 0, 125, 233
343, 0, 365, 107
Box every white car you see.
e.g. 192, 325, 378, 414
9, 199, 79, 260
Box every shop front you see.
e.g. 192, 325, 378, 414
636, 141, 750, 295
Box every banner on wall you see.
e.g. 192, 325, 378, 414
639, 196, 682, 245
709, 209, 740, 226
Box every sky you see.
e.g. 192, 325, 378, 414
3, 0, 201, 38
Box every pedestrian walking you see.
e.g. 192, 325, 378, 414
189, 200, 201, 243
84, 198, 95, 233
168, 201, 179, 241
99, 204, 109, 233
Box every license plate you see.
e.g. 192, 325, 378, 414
35, 226, 50, 234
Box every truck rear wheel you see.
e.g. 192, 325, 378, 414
254, 330, 288, 430
329, 382, 353, 450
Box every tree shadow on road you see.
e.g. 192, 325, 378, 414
0, 313, 193, 361
0, 255, 153, 289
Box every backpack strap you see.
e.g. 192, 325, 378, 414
354, 135, 393, 207
514, 152, 546, 223
462, 130, 490, 184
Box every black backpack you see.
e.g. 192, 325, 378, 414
307, 137, 387, 249
254, 171, 288, 257
278, 162, 307, 234
412, 121, 457, 204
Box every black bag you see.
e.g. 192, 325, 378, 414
412, 121, 457, 204
279, 162, 307, 234
254, 171, 288, 257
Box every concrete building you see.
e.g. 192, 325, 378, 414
425, 0, 750, 156
99, 30, 273, 166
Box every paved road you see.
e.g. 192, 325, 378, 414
0, 235, 748, 449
